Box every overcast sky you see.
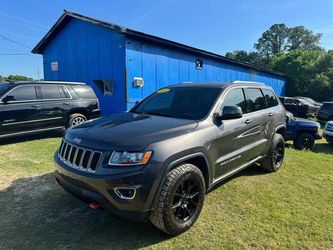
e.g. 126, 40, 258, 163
0, 0, 332, 79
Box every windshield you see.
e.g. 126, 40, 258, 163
0, 84, 11, 96
131, 87, 222, 120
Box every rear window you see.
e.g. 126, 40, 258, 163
38, 85, 68, 99
71, 85, 96, 99
262, 89, 279, 108
245, 88, 266, 112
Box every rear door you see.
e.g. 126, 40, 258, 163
36, 84, 71, 128
242, 87, 271, 160
0, 85, 42, 135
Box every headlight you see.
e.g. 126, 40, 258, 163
108, 151, 152, 166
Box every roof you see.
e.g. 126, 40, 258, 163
3, 81, 87, 86
170, 81, 268, 89
32, 10, 287, 78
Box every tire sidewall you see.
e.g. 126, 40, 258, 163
270, 134, 285, 171
163, 167, 205, 235
295, 133, 315, 150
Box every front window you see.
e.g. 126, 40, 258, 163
131, 87, 222, 120
5, 85, 36, 102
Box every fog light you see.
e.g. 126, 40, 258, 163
114, 187, 136, 200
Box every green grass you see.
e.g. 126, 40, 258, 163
0, 134, 332, 249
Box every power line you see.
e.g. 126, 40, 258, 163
0, 11, 48, 31
0, 34, 32, 49
0, 53, 31, 55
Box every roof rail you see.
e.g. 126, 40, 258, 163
232, 80, 265, 85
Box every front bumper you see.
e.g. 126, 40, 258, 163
54, 155, 160, 222
323, 131, 333, 143
315, 132, 322, 140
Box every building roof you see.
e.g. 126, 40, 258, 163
32, 10, 287, 78
170, 81, 266, 89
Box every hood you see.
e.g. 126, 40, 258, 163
65, 112, 198, 151
294, 117, 320, 128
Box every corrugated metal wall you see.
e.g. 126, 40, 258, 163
125, 38, 285, 110
43, 19, 127, 115
43, 19, 286, 115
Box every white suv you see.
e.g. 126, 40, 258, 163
323, 121, 333, 144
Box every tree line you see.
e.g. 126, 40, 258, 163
0, 75, 33, 82
225, 24, 333, 101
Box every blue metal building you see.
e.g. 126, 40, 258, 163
32, 11, 287, 115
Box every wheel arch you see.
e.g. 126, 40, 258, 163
67, 108, 90, 120
166, 152, 211, 191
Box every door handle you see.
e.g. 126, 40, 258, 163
245, 119, 252, 124
268, 112, 274, 117
31, 104, 40, 108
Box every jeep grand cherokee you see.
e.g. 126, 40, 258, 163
54, 81, 286, 235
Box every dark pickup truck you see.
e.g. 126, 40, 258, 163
317, 102, 333, 121
285, 112, 321, 150
279, 96, 318, 118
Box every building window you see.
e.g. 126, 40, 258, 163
93, 80, 113, 95
196, 59, 203, 69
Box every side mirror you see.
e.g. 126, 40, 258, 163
2, 95, 14, 104
214, 106, 243, 125
222, 106, 243, 119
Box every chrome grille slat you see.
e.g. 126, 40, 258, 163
57, 139, 102, 173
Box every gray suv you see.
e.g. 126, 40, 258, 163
54, 81, 286, 235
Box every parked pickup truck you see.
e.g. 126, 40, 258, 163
279, 96, 318, 118
285, 112, 322, 150
317, 102, 333, 121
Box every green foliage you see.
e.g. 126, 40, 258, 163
269, 50, 333, 101
225, 23, 331, 101
4, 75, 33, 82
255, 24, 289, 58
225, 50, 265, 66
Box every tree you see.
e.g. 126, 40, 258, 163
287, 26, 322, 51
269, 50, 332, 101
225, 50, 263, 65
254, 24, 289, 58
4, 75, 33, 82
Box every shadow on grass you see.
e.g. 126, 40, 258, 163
312, 142, 333, 154
0, 173, 169, 249
209, 164, 269, 193
0, 130, 64, 146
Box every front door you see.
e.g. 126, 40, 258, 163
211, 87, 253, 178
0, 85, 42, 136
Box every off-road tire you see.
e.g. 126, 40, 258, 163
260, 133, 285, 172
293, 133, 315, 150
68, 113, 87, 128
150, 163, 205, 236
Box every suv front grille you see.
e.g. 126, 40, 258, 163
57, 140, 102, 173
